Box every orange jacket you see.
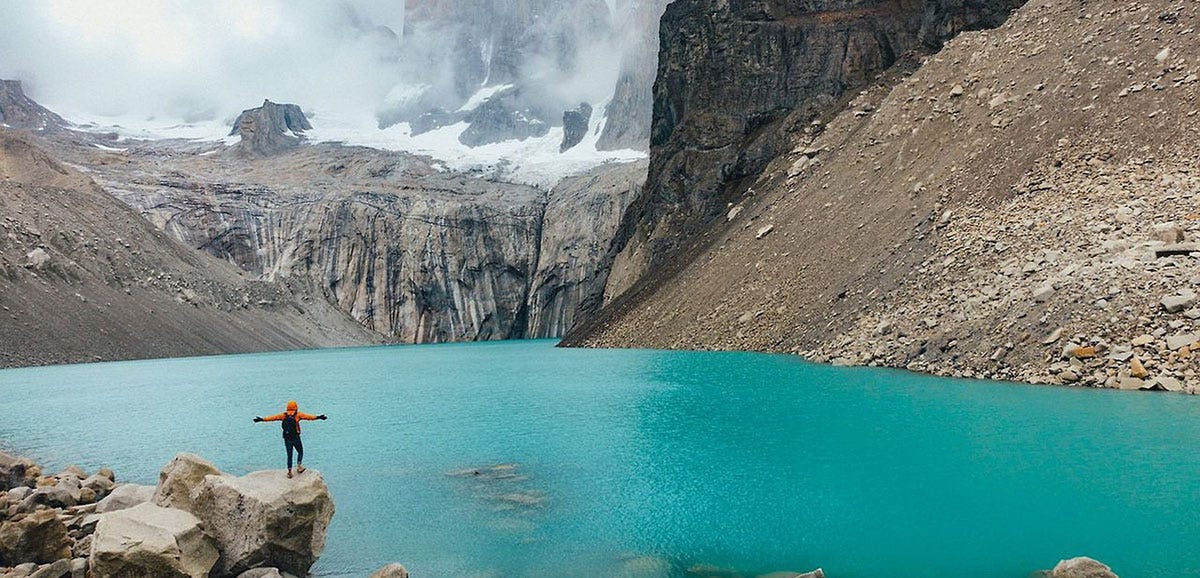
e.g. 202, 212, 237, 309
262, 404, 319, 434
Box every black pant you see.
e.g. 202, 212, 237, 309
284, 436, 304, 469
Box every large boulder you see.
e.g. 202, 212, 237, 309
0, 452, 40, 491
153, 453, 220, 512
370, 563, 409, 578
183, 470, 334, 577
0, 510, 71, 565
89, 503, 218, 578
94, 484, 155, 514
1048, 557, 1119, 578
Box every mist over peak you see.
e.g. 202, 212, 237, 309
0, 0, 665, 152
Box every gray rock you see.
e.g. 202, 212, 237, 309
68, 558, 86, 578
28, 559, 71, 578
236, 568, 298, 578
560, 103, 593, 152
1161, 290, 1197, 313
1147, 376, 1185, 393
1049, 556, 1118, 578
9, 563, 37, 577
228, 100, 312, 157
94, 484, 154, 514
20, 486, 76, 510
369, 563, 410, 578
153, 453, 220, 512
1151, 222, 1184, 243
89, 503, 218, 578
1117, 377, 1145, 391
1165, 334, 1197, 351
181, 469, 334, 577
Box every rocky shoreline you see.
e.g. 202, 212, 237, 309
0, 449, 1122, 577
0, 451, 407, 578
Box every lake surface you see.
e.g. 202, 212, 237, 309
0, 340, 1197, 577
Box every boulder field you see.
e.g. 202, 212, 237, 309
0, 451, 407, 578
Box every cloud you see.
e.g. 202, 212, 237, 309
0, 0, 406, 122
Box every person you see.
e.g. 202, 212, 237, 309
253, 400, 327, 478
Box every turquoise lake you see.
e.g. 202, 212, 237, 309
1, 340, 1197, 577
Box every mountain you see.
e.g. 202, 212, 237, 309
0, 80, 65, 131
25, 97, 648, 347
380, 0, 668, 152
0, 129, 380, 368
566, 0, 1200, 390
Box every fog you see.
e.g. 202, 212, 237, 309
0, 0, 638, 131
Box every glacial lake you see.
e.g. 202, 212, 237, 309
1, 340, 1198, 577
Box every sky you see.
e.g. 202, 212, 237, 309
0, 0, 408, 123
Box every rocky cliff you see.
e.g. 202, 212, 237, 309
0, 130, 380, 368
228, 100, 312, 157
601, 0, 1025, 298
60, 132, 647, 345
567, 0, 1200, 392
0, 80, 65, 132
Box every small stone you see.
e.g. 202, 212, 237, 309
1151, 222, 1185, 243
755, 225, 775, 239
1118, 377, 1146, 391
950, 84, 965, 97
1067, 346, 1097, 359
1131, 335, 1155, 347
1060, 370, 1080, 383
1161, 290, 1197, 313
1166, 334, 1197, 351
1042, 327, 1064, 344
1130, 357, 1149, 379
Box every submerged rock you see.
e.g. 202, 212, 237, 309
369, 563, 410, 578
1047, 556, 1118, 578
90, 503, 218, 578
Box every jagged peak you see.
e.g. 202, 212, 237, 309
0, 79, 67, 132
228, 99, 313, 157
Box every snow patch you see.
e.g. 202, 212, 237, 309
458, 84, 514, 112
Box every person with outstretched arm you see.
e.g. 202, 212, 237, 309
253, 400, 327, 478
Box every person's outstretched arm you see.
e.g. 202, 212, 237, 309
297, 412, 327, 421
255, 412, 286, 423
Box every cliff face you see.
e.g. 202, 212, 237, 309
607, 0, 1025, 294
0, 80, 65, 131
566, 0, 1200, 391
228, 100, 313, 157
73, 140, 645, 344
0, 130, 380, 368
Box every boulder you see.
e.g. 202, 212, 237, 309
0, 453, 40, 491
89, 503, 218, 578
27, 558, 71, 578
94, 484, 154, 514
1048, 556, 1118, 578
184, 470, 334, 577
1151, 222, 1185, 244
370, 563, 410, 578
18, 486, 76, 510
0, 510, 71, 565
82, 474, 114, 500
237, 568, 299, 578
153, 453, 220, 512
